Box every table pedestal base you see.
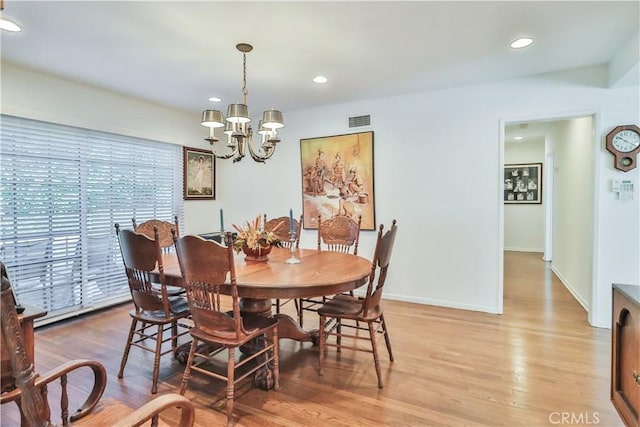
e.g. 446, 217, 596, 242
175, 298, 318, 390
242, 298, 318, 389
240, 297, 318, 344
275, 314, 318, 345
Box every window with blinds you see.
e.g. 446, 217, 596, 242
0, 114, 184, 324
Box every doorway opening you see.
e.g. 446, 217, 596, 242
500, 113, 598, 324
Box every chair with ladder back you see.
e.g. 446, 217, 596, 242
318, 220, 397, 388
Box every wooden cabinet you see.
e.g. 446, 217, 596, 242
612, 284, 640, 427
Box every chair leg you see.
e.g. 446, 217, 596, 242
380, 314, 394, 361
272, 328, 280, 391
367, 321, 383, 388
139, 321, 148, 341
275, 298, 280, 314
226, 347, 236, 427
298, 300, 304, 327
151, 323, 164, 394
294, 299, 300, 318
118, 318, 137, 379
318, 314, 326, 376
348, 291, 359, 328
171, 321, 178, 352
179, 338, 198, 395
336, 319, 342, 352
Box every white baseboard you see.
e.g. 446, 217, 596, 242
504, 247, 544, 253
550, 266, 589, 311
382, 292, 500, 314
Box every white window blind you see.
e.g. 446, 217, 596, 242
0, 114, 184, 324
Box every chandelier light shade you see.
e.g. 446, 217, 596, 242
227, 104, 250, 124
201, 110, 225, 128
0, 0, 22, 32
201, 43, 285, 163
262, 109, 284, 129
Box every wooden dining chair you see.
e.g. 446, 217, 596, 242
173, 233, 280, 427
263, 213, 303, 315
317, 214, 362, 255
133, 216, 184, 296
114, 223, 191, 394
318, 220, 397, 388
0, 261, 196, 427
297, 214, 362, 327
263, 213, 302, 249
133, 215, 180, 253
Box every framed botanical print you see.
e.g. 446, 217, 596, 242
504, 163, 542, 204
183, 146, 215, 200
300, 131, 376, 230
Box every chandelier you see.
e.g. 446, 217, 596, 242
200, 43, 284, 163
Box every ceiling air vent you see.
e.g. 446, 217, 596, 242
348, 115, 371, 128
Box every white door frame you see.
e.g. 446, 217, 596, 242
543, 153, 553, 262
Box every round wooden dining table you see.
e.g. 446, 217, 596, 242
160, 246, 372, 344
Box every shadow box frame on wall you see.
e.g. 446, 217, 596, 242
504, 163, 542, 204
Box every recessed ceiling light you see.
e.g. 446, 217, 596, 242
313, 75, 328, 84
510, 37, 534, 49
208, 96, 222, 103
514, 136, 524, 140
0, 18, 21, 32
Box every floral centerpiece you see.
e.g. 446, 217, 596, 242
232, 215, 282, 261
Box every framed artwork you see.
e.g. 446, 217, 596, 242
504, 163, 542, 204
300, 131, 376, 230
183, 146, 215, 200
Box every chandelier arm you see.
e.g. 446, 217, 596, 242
209, 140, 238, 160
243, 127, 274, 163
246, 139, 275, 163
213, 152, 236, 160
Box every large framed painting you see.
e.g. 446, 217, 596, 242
300, 131, 376, 230
504, 163, 542, 204
183, 146, 215, 200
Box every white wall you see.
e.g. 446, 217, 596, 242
3, 62, 639, 328
0, 62, 199, 146
548, 117, 595, 310
504, 139, 546, 252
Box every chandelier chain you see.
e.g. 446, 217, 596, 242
242, 53, 248, 105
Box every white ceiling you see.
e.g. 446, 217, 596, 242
505, 120, 559, 145
1, 1, 638, 117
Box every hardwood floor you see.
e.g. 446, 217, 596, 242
1, 252, 622, 426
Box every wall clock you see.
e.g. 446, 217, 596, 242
605, 125, 640, 172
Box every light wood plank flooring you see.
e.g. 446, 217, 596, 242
1, 252, 622, 426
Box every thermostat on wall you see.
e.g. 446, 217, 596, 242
611, 179, 634, 200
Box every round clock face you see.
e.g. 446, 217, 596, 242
612, 129, 640, 153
